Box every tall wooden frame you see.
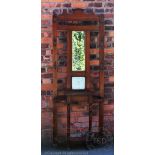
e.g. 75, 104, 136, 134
53, 10, 104, 145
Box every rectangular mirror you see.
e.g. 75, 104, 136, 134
72, 77, 85, 90
72, 31, 85, 71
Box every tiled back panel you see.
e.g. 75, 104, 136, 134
56, 30, 101, 92
90, 31, 100, 91
56, 31, 68, 91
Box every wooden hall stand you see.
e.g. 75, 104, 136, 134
52, 9, 104, 147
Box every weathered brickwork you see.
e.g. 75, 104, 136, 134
41, 0, 114, 146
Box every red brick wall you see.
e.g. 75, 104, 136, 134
41, 0, 114, 146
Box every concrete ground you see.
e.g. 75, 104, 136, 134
41, 146, 114, 155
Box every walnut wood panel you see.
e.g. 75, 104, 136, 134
56, 10, 99, 21
57, 25, 99, 31
67, 31, 72, 89
70, 71, 85, 77
86, 31, 90, 90
41, 84, 54, 90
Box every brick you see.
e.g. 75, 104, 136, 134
41, 49, 46, 55
57, 43, 64, 49
94, 3, 102, 7
104, 14, 114, 18
48, 0, 65, 2
91, 72, 99, 78
57, 73, 67, 78
90, 66, 100, 71
41, 14, 52, 20
109, 31, 114, 37
72, 2, 87, 8
105, 87, 112, 93
57, 106, 67, 112
105, 2, 114, 7
43, 55, 51, 61
83, 0, 94, 1
53, 9, 61, 15
88, 3, 94, 7
41, 91, 46, 96
89, 3, 102, 7
71, 122, 89, 128
41, 56, 43, 62
58, 67, 67, 73
41, 67, 46, 73
42, 73, 52, 78
84, 8, 94, 13
71, 112, 88, 117
41, 37, 52, 43
41, 84, 53, 91
42, 8, 50, 14
104, 93, 113, 99
41, 28, 52, 32
43, 32, 48, 37
56, 3, 61, 7
70, 0, 81, 1
41, 100, 48, 108
90, 60, 99, 65
63, 3, 71, 7
46, 49, 51, 55
41, 0, 49, 2
90, 54, 97, 60
42, 20, 50, 26
78, 117, 89, 122
57, 79, 63, 84
71, 105, 88, 112
95, 9, 104, 14
105, 8, 114, 13
48, 2, 56, 7
108, 71, 114, 76
47, 67, 53, 72
42, 3, 50, 7
109, 76, 114, 82
90, 49, 99, 54
104, 104, 114, 111
108, 99, 114, 104
104, 19, 113, 25
104, 48, 114, 53
42, 78, 51, 84
41, 43, 49, 48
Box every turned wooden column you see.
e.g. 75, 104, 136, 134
88, 94, 93, 133
53, 99, 57, 144
67, 96, 70, 147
